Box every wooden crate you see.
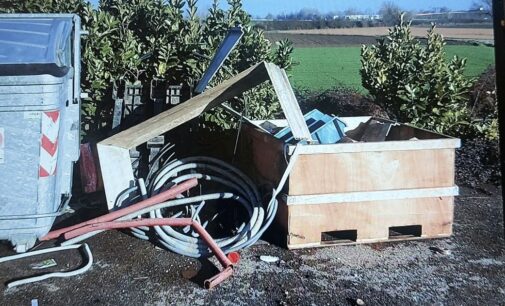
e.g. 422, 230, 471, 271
235, 117, 460, 249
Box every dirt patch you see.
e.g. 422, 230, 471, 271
265, 32, 379, 47
457, 66, 501, 189
296, 88, 389, 118
469, 66, 497, 119
278, 27, 494, 41
0, 187, 503, 305
266, 32, 482, 48
456, 138, 501, 189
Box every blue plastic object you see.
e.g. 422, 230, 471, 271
274, 109, 346, 144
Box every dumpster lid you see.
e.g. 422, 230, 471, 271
0, 14, 75, 76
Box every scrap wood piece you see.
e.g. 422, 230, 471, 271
101, 62, 267, 149
101, 61, 310, 150
98, 61, 310, 209
360, 120, 393, 142
264, 62, 312, 142
79, 143, 103, 193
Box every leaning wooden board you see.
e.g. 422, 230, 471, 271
236, 116, 461, 249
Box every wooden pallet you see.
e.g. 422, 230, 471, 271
278, 195, 455, 249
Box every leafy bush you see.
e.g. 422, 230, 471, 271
1, 0, 293, 136
360, 15, 495, 139
0, 0, 88, 14
199, 1, 294, 130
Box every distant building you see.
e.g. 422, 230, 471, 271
412, 9, 491, 23
335, 14, 381, 21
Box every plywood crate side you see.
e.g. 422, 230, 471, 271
235, 118, 459, 249
284, 196, 454, 249
289, 149, 456, 195
239, 124, 287, 188
267, 195, 290, 248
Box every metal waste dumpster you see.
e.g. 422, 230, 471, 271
0, 14, 82, 252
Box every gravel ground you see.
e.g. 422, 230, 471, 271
0, 186, 503, 305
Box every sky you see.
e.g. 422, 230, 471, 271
90, 1, 479, 17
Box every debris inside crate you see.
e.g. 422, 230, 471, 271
237, 113, 461, 249
259, 113, 406, 145
338, 136, 358, 143
360, 120, 393, 142
342, 118, 400, 143
273, 109, 347, 144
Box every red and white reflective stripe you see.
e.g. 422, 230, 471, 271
39, 111, 60, 177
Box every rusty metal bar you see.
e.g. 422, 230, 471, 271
57, 217, 236, 289
41, 179, 198, 241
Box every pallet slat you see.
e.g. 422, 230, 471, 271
285, 196, 454, 249
285, 186, 459, 205
289, 149, 456, 195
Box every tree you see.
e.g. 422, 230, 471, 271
344, 8, 363, 16
470, 0, 493, 16
379, 1, 402, 26
361, 15, 475, 137
0, 0, 88, 14
471, 0, 492, 13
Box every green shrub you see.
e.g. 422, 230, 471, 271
360, 15, 488, 138
1, 0, 293, 136
0, 0, 89, 14
200, 1, 294, 130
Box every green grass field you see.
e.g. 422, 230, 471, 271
290, 45, 495, 92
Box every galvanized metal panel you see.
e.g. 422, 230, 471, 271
0, 14, 81, 251
274, 109, 346, 144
